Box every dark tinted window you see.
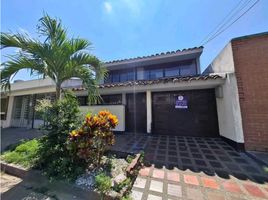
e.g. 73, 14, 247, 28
101, 94, 122, 105
165, 66, 180, 77
150, 68, 163, 79
77, 96, 88, 106
180, 61, 196, 76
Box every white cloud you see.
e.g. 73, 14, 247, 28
103, 1, 113, 14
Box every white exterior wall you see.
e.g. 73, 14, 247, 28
208, 42, 244, 143
79, 105, 125, 132
216, 74, 244, 143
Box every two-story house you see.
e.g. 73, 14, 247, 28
72, 47, 224, 136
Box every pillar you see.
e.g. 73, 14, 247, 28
146, 90, 152, 133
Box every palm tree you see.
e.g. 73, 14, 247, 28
1, 14, 106, 101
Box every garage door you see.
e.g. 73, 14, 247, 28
152, 89, 219, 137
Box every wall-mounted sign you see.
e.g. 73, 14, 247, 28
175, 95, 188, 109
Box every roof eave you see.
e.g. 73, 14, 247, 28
105, 48, 203, 70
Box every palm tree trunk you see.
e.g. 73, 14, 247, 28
55, 84, 61, 100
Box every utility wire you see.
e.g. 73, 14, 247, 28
200, 0, 246, 44
201, 0, 253, 45
201, 0, 260, 45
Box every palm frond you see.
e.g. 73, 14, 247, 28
38, 14, 67, 46
1, 56, 46, 90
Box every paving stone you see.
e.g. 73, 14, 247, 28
183, 175, 199, 186
209, 161, 223, 168
201, 177, 219, 189
218, 156, 232, 162
139, 167, 151, 177
180, 152, 190, 157
167, 172, 180, 182
195, 159, 207, 166
207, 192, 225, 200
222, 181, 243, 194
168, 151, 177, 156
205, 155, 217, 160
149, 180, 163, 193
168, 157, 178, 163
186, 187, 203, 200
130, 190, 143, 200
133, 177, 147, 189
181, 158, 192, 164
152, 169, 165, 179
167, 184, 182, 197
147, 194, 162, 200
234, 158, 248, 164
243, 183, 266, 198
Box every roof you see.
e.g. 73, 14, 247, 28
104, 46, 203, 65
231, 31, 268, 42
72, 74, 223, 91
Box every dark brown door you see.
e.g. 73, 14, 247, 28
152, 89, 219, 137
126, 93, 147, 133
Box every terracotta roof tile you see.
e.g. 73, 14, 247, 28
105, 46, 203, 64
72, 74, 223, 91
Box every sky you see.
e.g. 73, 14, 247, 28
1, 0, 268, 81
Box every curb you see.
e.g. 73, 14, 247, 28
0, 161, 29, 178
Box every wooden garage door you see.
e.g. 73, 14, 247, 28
152, 89, 219, 137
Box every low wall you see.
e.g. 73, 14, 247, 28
79, 105, 125, 132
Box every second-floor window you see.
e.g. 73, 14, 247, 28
105, 70, 135, 83
104, 59, 197, 83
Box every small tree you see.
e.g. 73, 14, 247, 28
36, 91, 86, 180
68, 110, 118, 167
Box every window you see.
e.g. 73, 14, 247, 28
120, 71, 134, 82
165, 66, 180, 77
150, 68, 163, 79
1, 98, 8, 120
112, 73, 120, 83
101, 94, 122, 105
77, 96, 88, 106
180, 60, 196, 76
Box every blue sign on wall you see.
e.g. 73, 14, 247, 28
175, 95, 188, 109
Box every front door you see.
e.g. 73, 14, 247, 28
126, 93, 147, 133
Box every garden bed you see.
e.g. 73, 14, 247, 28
1, 141, 142, 200
76, 153, 142, 199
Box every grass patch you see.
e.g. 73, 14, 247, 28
1, 139, 40, 168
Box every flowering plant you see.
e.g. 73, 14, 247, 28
68, 110, 118, 167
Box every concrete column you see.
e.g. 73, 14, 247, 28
146, 90, 152, 133
122, 93, 126, 105
5, 96, 14, 128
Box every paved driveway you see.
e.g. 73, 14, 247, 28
1, 128, 44, 152
112, 134, 268, 200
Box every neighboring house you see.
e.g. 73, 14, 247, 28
204, 32, 268, 152
1, 32, 267, 152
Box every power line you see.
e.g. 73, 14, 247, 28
202, 0, 253, 45
201, 0, 260, 46
200, 0, 246, 44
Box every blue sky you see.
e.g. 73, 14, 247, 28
1, 0, 268, 81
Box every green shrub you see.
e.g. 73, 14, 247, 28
2, 139, 40, 168
36, 91, 86, 181
95, 173, 112, 199
113, 178, 131, 193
